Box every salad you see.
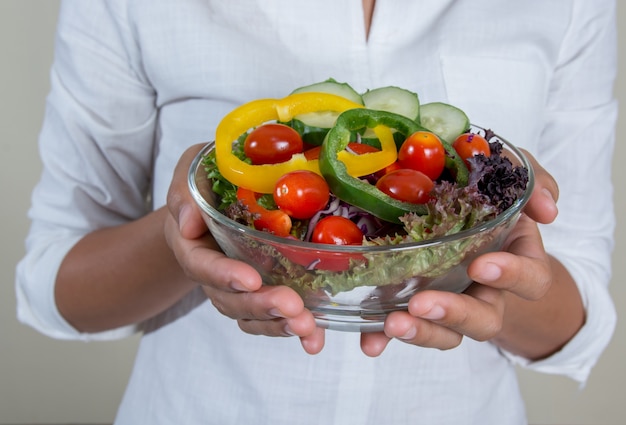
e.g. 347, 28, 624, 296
200, 79, 530, 296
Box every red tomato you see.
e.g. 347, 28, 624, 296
375, 160, 402, 178
397, 131, 446, 180
236, 187, 292, 237
452, 133, 491, 167
311, 216, 364, 245
345, 142, 379, 155
254, 210, 293, 237
375, 169, 434, 204
303, 145, 322, 160
273, 170, 330, 219
244, 123, 303, 165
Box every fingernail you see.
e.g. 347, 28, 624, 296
230, 280, 249, 292
542, 188, 558, 215
541, 188, 555, 203
477, 262, 502, 283
399, 326, 416, 340
284, 323, 296, 336
178, 204, 192, 233
420, 304, 446, 320
269, 308, 285, 318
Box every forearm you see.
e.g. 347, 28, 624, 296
55, 206, 197, 333
492, 255, 584, 360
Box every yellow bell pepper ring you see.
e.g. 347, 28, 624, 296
215, 93, 363, 193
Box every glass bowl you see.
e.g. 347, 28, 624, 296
188, 127, 534, 332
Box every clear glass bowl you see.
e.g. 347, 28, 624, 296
188, 128, 534, 332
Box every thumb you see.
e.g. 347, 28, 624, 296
166, 143, 209, 239
520, 149, 559, 224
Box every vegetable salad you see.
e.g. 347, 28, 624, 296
204, 80, 529, 257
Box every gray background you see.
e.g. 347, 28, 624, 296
1, 1, 624, 424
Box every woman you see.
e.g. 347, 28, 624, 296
16, 1, 617, 423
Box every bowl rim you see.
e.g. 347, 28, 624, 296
188, 125, 535, 253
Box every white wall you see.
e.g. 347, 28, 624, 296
0, 2, 139, 423
1, 1, 624, 424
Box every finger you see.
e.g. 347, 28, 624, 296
520, 149, 559, 224
383, 309, 465, 350
164, 214, 262, 292
237, 308, 319, 339
237, 317, 293, 337
360, 331, 392, 357
166, 143, 208, 239
203, 284, 307, 321
468, 215, 552, 300
396, 286, 504, 344
300, 326, 326, 355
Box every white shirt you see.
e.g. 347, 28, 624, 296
16, 1, 618, 424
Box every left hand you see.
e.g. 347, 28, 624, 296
165, 144, 324, 354
360, 150, 560, 356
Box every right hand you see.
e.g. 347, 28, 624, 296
164, 144, 325, 354
360, 149, 566, 358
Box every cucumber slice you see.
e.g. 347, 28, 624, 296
419, 102, 470, 143
362, 86, 420, 121
291, 78, 364, 105
288, 79, 364, 145
360, 86, 420, 140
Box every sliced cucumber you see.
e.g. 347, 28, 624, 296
362, 86, 420, 121
419, 102, 470, 143
291, 78, 364, 104
288, 79, 363, 145
360, 86, 420, 141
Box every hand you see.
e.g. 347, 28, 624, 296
164, 144, 324, 354
360, 150, 561, 357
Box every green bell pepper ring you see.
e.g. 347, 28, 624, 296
319, 109, 468, 224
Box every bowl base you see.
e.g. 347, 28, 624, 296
315, 318, 385, 332
313, 312, 392, 332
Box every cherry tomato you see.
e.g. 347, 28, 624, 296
254, 210, 292, 237
311, 216, 364, 245
236, 187, 292, 237
398, 131, 446, 180
452, 133, 491, 167
244, 123, 303, 165
375, 160, 402, 178
375, 169, 434, 204
303, 145, 322, 161
344, 142, 379, 155
273, 170, 330, 219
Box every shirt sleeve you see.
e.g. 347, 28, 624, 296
501, 0, 618, 383
15, 0, 157, 341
